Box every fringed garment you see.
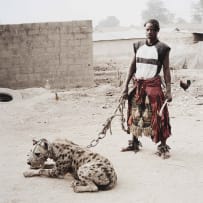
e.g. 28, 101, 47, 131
127, 76, 171, 143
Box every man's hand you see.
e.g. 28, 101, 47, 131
121, 87, 128, 100
165, 83, 172, 102
165, 91, 172, 102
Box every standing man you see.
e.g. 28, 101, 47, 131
121, 19, 172, 159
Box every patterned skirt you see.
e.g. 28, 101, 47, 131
127, 76, 171, 143
128, 90, 153, 138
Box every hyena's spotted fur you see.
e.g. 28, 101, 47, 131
23, 139, 117, 192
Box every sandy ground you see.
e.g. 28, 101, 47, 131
0, 65, 203, 203
1, 26, 203, 202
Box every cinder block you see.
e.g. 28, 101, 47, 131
0, 20, 93, 89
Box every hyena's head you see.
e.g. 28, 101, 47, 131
26, 138, 49, 169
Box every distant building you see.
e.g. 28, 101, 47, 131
192, 32, 203, 43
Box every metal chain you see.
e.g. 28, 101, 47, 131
87, 97, 128, 148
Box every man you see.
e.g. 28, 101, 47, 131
121, 19, 172, 159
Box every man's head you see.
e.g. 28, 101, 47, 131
144, 19, 160, 42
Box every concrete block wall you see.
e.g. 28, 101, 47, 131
0, 20, 94, 89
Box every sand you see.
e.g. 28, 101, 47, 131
1, 36, 203, 203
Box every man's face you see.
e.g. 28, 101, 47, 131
145, 23, 158, 41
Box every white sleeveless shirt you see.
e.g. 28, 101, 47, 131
133, 40, 170, 80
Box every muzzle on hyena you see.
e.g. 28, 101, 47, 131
23, 138, 117, 193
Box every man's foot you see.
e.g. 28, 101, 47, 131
155, 144, 171, 159
121, 139, 142, 153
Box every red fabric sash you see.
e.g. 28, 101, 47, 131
130, 76, 171, 143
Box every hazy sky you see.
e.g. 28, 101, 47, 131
0, 0, 199, 26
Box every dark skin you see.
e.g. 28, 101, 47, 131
121, 22, 172, 156
122, 23, 172, 102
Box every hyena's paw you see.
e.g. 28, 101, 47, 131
73, 183, 99, 193
71, 180, 99, 193
71, 180, 87, 193
71, 180, 82, 187
23, 170, 39, 177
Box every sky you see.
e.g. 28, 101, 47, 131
0, 0, 200, 26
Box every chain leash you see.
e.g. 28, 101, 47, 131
87, 97, 128, 148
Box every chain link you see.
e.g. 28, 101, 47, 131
87, 139, 100, 148
87, 97, 128, 148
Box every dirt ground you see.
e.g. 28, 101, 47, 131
1, 41, 203, 202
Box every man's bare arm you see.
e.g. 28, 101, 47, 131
122, 56, 136, 99
163, 51, 172, 102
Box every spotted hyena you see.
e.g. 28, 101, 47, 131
23, 138, 117, 192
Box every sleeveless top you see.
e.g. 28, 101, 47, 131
133, 40, 170, 79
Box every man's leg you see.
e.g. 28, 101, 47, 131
156, 138, 170, 159
121, 136, 142, 152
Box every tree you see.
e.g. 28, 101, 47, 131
96, 16, 120, 28
201, 0, 203, 7
141, 0, 174, 25
191, 0, 203, 23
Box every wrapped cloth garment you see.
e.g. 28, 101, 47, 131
127, 76, 171, 143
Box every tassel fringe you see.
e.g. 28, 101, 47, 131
130, 124, 152, 137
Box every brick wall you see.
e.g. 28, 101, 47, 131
0, 20, 94, 89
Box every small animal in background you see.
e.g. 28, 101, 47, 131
180, 80, 191, 91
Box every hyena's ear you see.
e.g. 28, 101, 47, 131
41, 140, 48, 150
43, 142, 48, 150
32, 139, 38, 145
